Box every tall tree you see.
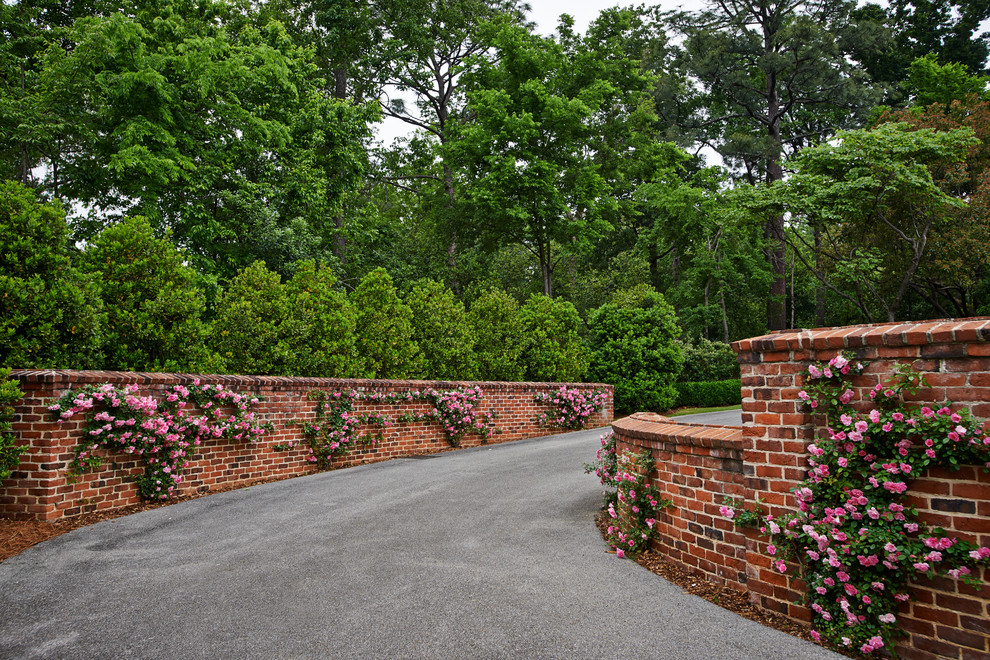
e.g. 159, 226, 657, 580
370, 0, 529, 287
450, 16, 678, 297
677, 0, 879, 330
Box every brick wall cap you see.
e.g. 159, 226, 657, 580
732, 317, 990, 354
612, 414, 743, 450
7, 370, 612, 394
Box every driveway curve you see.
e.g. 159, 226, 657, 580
0, 428, 839, 659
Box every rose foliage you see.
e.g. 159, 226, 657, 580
722, 353, 990, 655
534, 386, 609, 430
50, 382, 269, 499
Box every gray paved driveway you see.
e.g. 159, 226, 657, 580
0, 427, 838, 659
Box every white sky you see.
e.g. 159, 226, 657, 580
526, 0, 705, 34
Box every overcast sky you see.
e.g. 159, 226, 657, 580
525, 0, 706, 34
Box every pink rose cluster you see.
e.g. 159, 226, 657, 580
50, 381, 268, 500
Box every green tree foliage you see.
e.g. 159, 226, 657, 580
587, 285, 683, 414
7, 0, 374, 278
677, 0, 879, 330
0, 368, 27, 480
210, 261, 300, 375
876, 72, 990, 317
81, 216, 218, 373
350, 268, 424, 379
450, 18, 663, 297
778, 122, 979, 321
518, 294, 590, 383
852, 0, 989, 91
0, 181, 101, 369
639, 167, 772, 342
904, 55, 990, 108
283, 260, 362, 378
405, 279, 475, 380
466, 288, 525, 382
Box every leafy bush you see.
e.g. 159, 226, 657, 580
467, 288, 525, 382
350, 268, 424, 379
518, 294, 591, 382
284, 260, 362, 377
587, 285, 683, 413
677, 337, 739, 382
0, 369, 26, 480
210, 261, 301, 375
405, 279, 476, 380
81, 216, 220, 373
675, 380, 742, 408
0, 181, 102, 369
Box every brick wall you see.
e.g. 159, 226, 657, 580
612, 318, 990, 660
2, 370, 612, 521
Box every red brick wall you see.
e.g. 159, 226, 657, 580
2, 370, 612, 521
613, 413, 750, 591
613, 318, 990, 660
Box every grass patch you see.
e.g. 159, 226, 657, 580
668, 404, 742, 417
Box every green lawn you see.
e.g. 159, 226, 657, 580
667, 404, 742, 417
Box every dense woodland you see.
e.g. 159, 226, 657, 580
1, 0, 988, 400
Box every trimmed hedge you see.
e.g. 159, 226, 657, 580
674, 379, 741, 408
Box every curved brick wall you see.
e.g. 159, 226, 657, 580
1, 370, 612, 521
614, 318, 990, 660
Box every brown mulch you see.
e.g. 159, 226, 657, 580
593, 512, 860, 659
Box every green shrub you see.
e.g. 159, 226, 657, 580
405, 279, 476, 380
284, 260, 362, 377
211, 261, 301, 375
0, 368, 26, 480
81, 216, 220, 373
675, 379, 742, 408
0, 181, 102, 369
518, 294, 591, 382
467, 288, 525, 382
677, 337, 740, 382
587, 284, 683, 413
350, 268, 424, 379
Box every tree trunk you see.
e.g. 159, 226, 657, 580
649, 243, 660, 290
720, 289, 730, 343
441, 161, 460, 293
703, 275, 712, 339
764, 23, 787, 331
814, 226, 826, 326
331, 67, 348, 263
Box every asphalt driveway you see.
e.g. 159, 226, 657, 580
0, 426, 838, 659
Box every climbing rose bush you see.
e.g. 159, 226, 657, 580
583, 430, 618, 507
602, 448, 669, 558
722, 353, 990, 654
50, 381, 268, 499
297, 386, 500, 466
534, 386, 608, 430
